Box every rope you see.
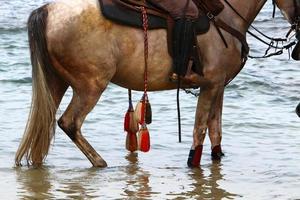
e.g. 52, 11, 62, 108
223, 0, 286, 42
141, 6, 149, 126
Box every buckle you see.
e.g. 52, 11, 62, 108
207, 12, 215, 20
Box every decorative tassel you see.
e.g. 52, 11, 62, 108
135, 97, 145, 125
126, 131, 138, 152
124, 89, 139, 152
145, 95, 152, 124
124, 90, 139, 134
124, 110, 131, 132
135, 8, 151, 153
135, 94, 152, 125
138, 125, 150, 152
124, 104, 139, 134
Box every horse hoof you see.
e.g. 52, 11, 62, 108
211, 145, 224, 160
296, 103, 300, 117
93, 159, 108, 168
187, 145, 203, 168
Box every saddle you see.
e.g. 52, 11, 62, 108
99, 0, 225, 77
99, 0, 224, 30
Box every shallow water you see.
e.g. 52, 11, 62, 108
1, 0, 300, 199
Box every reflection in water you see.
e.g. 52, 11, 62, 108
15, 166, 101, 199
123, 153, 152, 199
14, 156, 239, 199
54, 168, 100, 199
15, 167, 54, 199
15, 154, 154, 199
186, 160, 238, 200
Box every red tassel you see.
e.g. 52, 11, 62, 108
135, 98, 145, 125
124, 110, 130, 132
124, 105, 139, 134
138, 125, 150, 152
126, 131, 138, 152
135, 94, 152, 125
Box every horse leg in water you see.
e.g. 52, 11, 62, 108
52, 51, 115, 167
57, 79, 110, 167
208, 87, 225, 160
296, 102, 300, 117
187, 83, 221, 167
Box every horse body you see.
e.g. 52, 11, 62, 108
15, 0, 295, 167
47, 0, 246, 91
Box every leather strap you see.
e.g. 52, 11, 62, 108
215, 19, 249, 58
214, 19, 249, 86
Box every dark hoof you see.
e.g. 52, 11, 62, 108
211, 145, 224, 160
296, 103, 300, 117
187, 145, 203, 168
92, 159, 108, 168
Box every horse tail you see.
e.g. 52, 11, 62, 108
15, 4, 57, 166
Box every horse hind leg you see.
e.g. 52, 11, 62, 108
57, 82, 108, 167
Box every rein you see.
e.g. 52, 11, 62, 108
223, 0, 297, 58
183, 0, 299, 97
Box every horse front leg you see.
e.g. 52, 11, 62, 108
187, 84, 220, 167
208, 87, 225, 160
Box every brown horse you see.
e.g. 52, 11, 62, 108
15, 0, 298, 167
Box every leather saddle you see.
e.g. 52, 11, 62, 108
99, 0, 212, 32
98, 0, 224, 76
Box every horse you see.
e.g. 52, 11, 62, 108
15, 0, 299, 167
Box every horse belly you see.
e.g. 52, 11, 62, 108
110, 28, 176, 91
